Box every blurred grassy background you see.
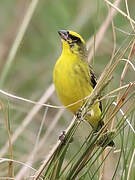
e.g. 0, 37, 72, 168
0, 0, 135, 179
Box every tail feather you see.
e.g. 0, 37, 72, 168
96, 120, 115, 147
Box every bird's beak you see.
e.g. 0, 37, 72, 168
58, 30, 69, 41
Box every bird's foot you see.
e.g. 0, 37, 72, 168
59, 130, 73, 144
76, 108, 82, 119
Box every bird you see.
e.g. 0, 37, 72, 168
53, 30, 114, 147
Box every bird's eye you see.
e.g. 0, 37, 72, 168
69, 34, 81, 43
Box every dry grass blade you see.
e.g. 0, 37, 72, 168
87, 0, 121, 62
0, 158, 37, 172
108, 83, 133, 129
0, 101, 14, 179
0, 86, 60, 109
100, 82, 135, 101
120, 38, 135, 88
125, 0, 135, 31
115, 83, 133, 109
104, 0, 135, 25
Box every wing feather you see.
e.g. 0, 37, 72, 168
89, 65, 102, 112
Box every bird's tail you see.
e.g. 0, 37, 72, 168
96, 120, 115, 147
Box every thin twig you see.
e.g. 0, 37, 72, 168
0, 157, 36, 171
100, 81, 135, 101
0, 86, 61, 109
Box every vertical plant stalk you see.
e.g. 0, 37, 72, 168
87, 0, 121, 63
0, 101, 14, 178
125, 0, 135, 31
120, 38, 135, 88
99, 4, 117, 179
0, 0, 40, 87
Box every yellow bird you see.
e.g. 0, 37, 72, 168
53, 30, 114, 146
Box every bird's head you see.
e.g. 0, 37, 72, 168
58, 30, 88, 59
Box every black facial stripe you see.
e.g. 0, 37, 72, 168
68, 34, 81, 43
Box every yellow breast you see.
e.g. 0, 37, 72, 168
53, 53, 101, 129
